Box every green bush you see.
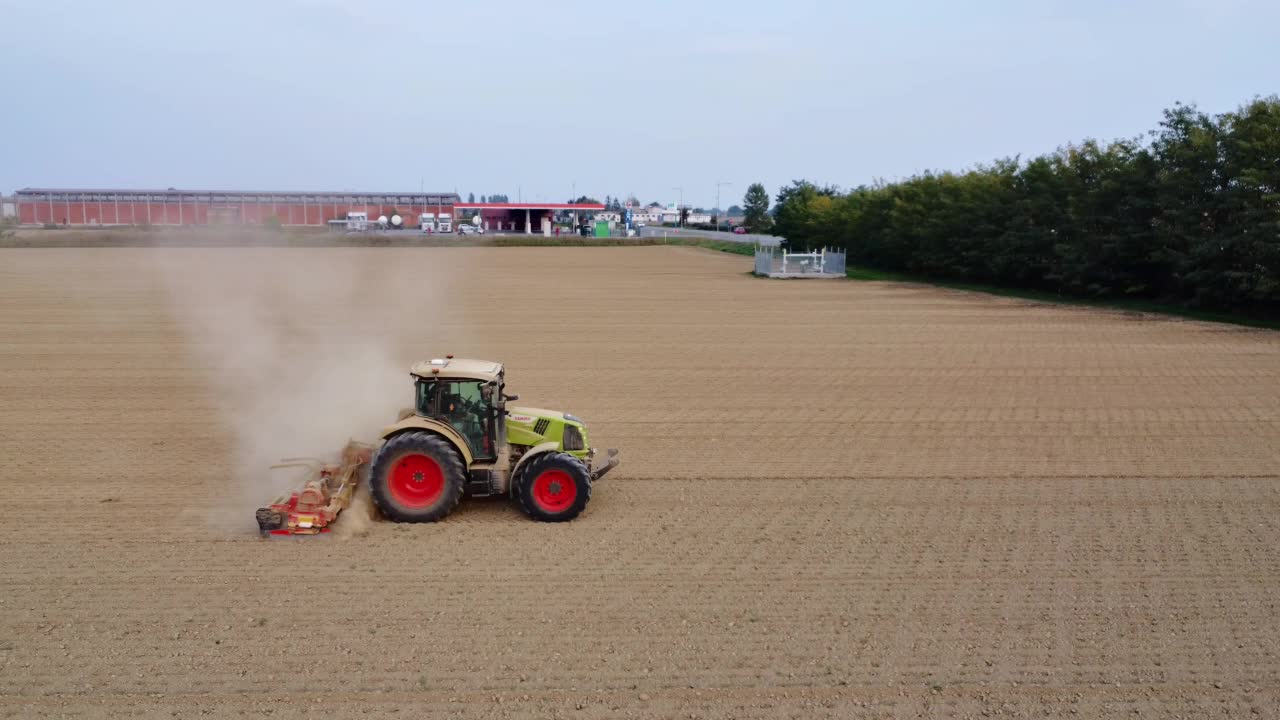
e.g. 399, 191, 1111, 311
774, 97, 1280, 317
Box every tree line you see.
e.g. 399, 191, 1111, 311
759, 97, 1279, 316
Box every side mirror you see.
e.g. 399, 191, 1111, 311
480, 385, 493, 401
503, 393, 520, 402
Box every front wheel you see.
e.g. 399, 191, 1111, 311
515, 453, 592, 522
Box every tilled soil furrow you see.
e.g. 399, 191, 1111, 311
2, 247, 1278, 718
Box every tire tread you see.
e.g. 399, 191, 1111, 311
369, 431, 466, 522
514, 452, 592, 522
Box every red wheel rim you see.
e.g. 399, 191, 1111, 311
531, 469, 578, 514
388, 453, 444, 508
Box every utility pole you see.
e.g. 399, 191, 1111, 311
715, 181, 731, 231
671, 186, 683, 226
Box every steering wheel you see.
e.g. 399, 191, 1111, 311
457, 396, 482, 417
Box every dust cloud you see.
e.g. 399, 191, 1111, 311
151, 242, 460, 534
332, 481, 379, 540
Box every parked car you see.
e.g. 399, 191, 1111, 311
732, 226, 747, 235
457, 224, 484, 235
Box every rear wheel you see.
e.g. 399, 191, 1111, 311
369, 432, 465, 522
515, 453, 592, 522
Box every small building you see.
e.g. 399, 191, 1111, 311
454, 202, 605, 235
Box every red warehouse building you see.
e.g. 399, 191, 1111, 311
14, 188, 460, 227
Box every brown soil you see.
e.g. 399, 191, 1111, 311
2, 246, 1278, 718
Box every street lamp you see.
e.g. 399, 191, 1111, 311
715, 181, 732, 231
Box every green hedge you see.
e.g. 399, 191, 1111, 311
773, 97, 1280, 317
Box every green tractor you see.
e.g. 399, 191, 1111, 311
368, 357, 619, 522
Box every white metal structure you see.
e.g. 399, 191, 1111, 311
346, 211, 369, 231
754, 246, 846, 278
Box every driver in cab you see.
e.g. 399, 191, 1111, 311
443, 389, 489, 454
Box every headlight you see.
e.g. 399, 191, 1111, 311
562, 424, 585, 451
564, 413, 583, 423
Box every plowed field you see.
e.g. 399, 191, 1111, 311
2, 246, 1279, 718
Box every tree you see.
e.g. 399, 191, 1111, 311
625, 194, 640, 208
772, 180, 838, 248
467, 192, 475, 203
743, 183, 772, 234
1215, 97, 1280, 309
679, 207, 690, 226
727, 204, 744, 216
753, 96, 1280, 316
570, 195, 601, 205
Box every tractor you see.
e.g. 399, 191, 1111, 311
369, 356, 618, 523
255, 357, 617, 536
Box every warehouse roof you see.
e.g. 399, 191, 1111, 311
16, 188, 461, 201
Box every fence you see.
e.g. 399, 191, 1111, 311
638, 226, 783, 246
754, 246, 774, 275
753, 246, 846, 276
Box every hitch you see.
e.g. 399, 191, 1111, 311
590, 448, 620, 481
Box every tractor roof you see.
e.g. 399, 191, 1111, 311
410, 357, 503, 382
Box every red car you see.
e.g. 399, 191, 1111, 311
732, 226, 747, 235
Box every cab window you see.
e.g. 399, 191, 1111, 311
415, 380, 438, 416
415, 379, 495, 459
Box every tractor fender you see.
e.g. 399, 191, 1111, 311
511, 441, 561, 482
379, 416, 474, 467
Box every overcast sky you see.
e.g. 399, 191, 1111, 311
3, 0, 1277, 208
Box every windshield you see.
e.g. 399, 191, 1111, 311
415, 379, 494, 458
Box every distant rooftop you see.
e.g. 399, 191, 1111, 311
18, 188, 460, 198
455, 202, 605, 210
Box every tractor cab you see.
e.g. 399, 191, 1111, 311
410, 357, 512, 460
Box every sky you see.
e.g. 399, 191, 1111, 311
2, 0, 1277, 209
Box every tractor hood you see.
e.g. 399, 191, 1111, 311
504, 407, 589, 457
506, 407, 569, 424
